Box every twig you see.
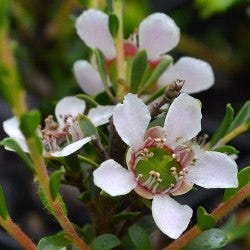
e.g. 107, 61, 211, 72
91, 135, 110, 160
149, 79, 184, 118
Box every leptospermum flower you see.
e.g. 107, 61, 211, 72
3, 96, 114, 157
74, 9, 214, 95
93, 93, 238, 239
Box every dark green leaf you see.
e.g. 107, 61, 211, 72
223, 166, 250, 201
130, 50, 148, 93
0, 138, 35, 173
108, 13, 119, 38
184, 229, 228, 250
91, 234, 120, 250
76, 94, 99, 107
81, 224, 95, 244
94, 49, 114, 101
227, 220, 250, 242
213, 145, 239, 155
49, 168, 64, 201
197, 206, 217, 231
140, 55, 172, 92
148, 115, 166, 128
112, 211, 140, 222
77, 114, 98, 137
37, 232, 70, 250
20, 110, 41, 138
128, 225, 151, 250
210, 104, 234, 147
0, 186, 9, 220
227, 101, 250, 133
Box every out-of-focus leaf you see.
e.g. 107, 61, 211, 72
0, 186, 9, 220
128, 225, 151, 250
81, 224, 94, 244
37, 232, 70, 250
112, 211, 141, 223
184, 228, 228, 250
49, 168, 64, 201
223, 166, 250, 201
91, 234, 120, 250
76, 94, 99, 107
210, 104, 234, 147
197, 206, 217, 231
108, 13, 119, 38
213, 145, 239, 155
227, 101, 250, 133
20, 110, 40, 138
0, 0, 9, 27
227, 220, 250, 242
130, 50, 148, 93
77, 114, 98, 137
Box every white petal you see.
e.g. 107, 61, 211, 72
186, 151, 238, 188
113, 94, 151, 150
158, 57, 214, 93
55, 96, 86, 127
50, 137, 91, 157
164, 93, 202, 149
73, 60, 104, 96
87, 105, 114, 127
3, 117, 25, 140
152, 195, 193, 239
93, 159, 137, 196
139, 13, 180, 60
76, 9, 116, 59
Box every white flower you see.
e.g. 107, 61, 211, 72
93, 93, 238, 239
74, 9, 214, 96
3, 96, 114, 157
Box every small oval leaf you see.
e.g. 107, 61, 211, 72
108, 13, 119, 38
128, 225, 151, 250
91, 234, 120, 250
197, 206, 217, 231
49, 169, 64, 201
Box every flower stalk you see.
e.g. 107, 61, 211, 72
0, 216, 36, 250
164, 182, 250, 250
113, 0, 126, 100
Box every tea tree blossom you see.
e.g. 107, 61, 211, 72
93, 93, 238, 239
74, 9, 214, 96
3, 96, 114, 157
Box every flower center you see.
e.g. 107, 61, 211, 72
135, 146, 182, 194
41, 114, 83, 153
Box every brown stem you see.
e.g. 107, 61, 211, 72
149, 80, 184, 118
0, 217, 36, 250
91, 135, 110, 161
164, 183, 250, 250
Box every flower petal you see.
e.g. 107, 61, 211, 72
164, 93, 202, 149
186, 151, 238, 188
73, 60, 104, 96
3, 117, 25, 140
55, 96, 86, 127
49, 137, 91, 157
113, 94, 151, 150
93, 159, 137, 196
152, 194, 193, 239
76, 9, 116, 59
139, 13, 180, 60
158, 57, 214, 93
87, 105, 114, 127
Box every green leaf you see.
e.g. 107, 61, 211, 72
148, 115, 166, 128
184, 229, 228, 250
76, 94, 99, 107
144, 85, 166, 105
227, 220, 250, 242
91, 234, 120, 250
0, 186, 9, 220
223, 166, 250, 201
227, 100, 250, 133
0, 0, 9, 27
20, 110, 41, 138
128, 225, 151, 250
112, 211, 141, 223
140, 55, 172, 92
81, 224, 95, 244
213, 145, 239, 155
37, 232, 71, 250
210, 104, 234, 147
0, 138, 35, 173
49, 168, 65, 201
94, 49, 114, 101
197, 206, 217, 231
108, 13, 119, 38
130, 50, 148, 93
77, 114, 98, 137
